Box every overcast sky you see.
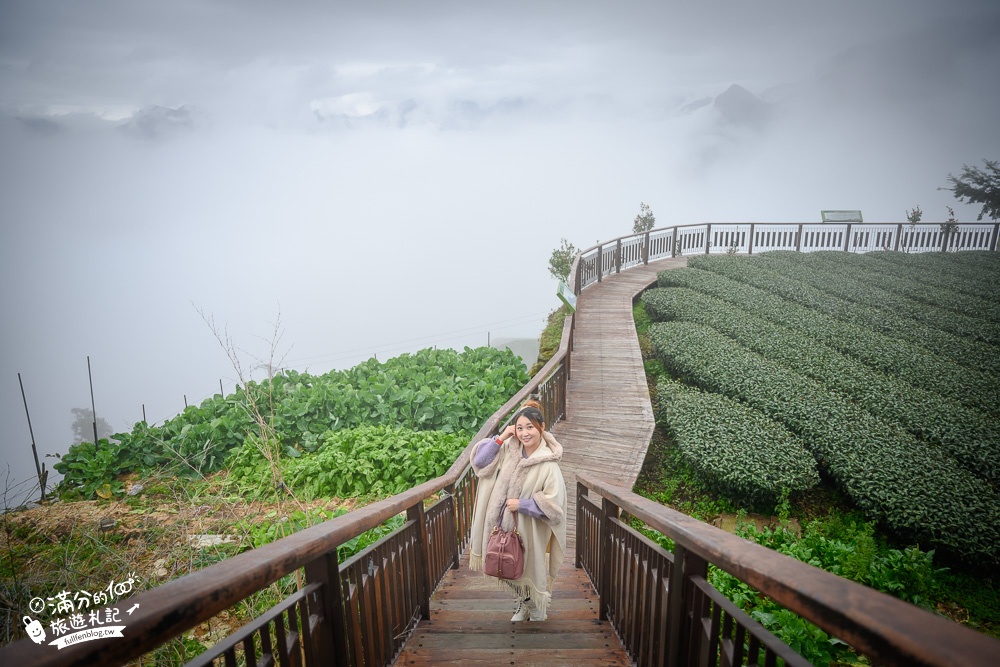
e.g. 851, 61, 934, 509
2, 1, 999, 505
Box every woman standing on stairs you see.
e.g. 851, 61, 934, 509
468, 400, 568, 622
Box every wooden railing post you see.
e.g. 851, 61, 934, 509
407, 502, 434, 621
705, 224, 712, 254
304, 552, 351, 667
597, 244, 603, 283
748, 223, 755, 255
796, 223, 803, 252
844, 223, 853, 252
616, 238, 622, 273
575, 482, 585, 568
643, 231, 650, 264
991, 223, 999, 251
894, 223, 903, 251
665, 544, 708, 667
445, 482, 461, 569
598, 496, 618, 621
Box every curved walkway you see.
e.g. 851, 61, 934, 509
555, 256, 687, 547
393, 256, 686, 667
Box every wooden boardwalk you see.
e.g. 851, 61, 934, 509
392, 257, 686, 667
555, 258, 687, 548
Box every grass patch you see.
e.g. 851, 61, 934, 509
528, 305, 569, 376
0, 473, 368, 658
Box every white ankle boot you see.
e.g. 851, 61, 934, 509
510, 598, 531, 622
527, 598, 546, 621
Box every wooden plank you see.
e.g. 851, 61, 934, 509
395, 648, 633, 667
428, 608, 601, 623
409, 631, 621, 650
432, 598, 598, 613
405, 619, 605, 633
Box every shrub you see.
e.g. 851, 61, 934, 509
656, 379, 819, 507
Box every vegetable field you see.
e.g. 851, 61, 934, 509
55, 346, 529, 500
642, 250, 1000, 566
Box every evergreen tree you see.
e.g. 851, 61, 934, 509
945, 159, 1000, 221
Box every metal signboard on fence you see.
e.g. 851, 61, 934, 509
557, 281, 577, 312
821, 210, 863, 223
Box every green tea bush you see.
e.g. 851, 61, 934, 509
790, 251, 1000, 326
648, 320, 1000, 565
687, 254, 1000, 378
870, 251, 1000, 303
642, 286, 1000, 483
655, 379, 819, 507
657, 266, 1000, 415
753, 251, 1000, 347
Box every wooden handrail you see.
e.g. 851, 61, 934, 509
576, 472, 1000, 667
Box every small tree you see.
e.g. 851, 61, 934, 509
632, 202, 656, 234
548, 238, 577, 283
70, 407, 115, 445
903, 206, 922, 253
945, 159, 1000, 221
941, 206, 959, 251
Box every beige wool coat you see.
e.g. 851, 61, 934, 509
468, 431, 568, 616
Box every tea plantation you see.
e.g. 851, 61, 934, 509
642, 250, 1000, 567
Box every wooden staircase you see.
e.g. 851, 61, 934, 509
393, 550, 631, 666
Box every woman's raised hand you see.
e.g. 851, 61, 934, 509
499, 424, 517, 442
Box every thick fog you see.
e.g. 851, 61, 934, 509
2, 1, 999, 506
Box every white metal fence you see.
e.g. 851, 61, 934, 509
577, 222, 999, 291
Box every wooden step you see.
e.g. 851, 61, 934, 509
393, 553, 630, 667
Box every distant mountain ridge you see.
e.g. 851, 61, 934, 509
712, 83, 769, 130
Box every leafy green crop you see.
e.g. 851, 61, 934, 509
227, 425, 469, 499
51, 439, 128, 499
56, 346, 529, 498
